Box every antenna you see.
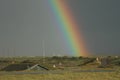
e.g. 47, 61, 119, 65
13, 48, 16, 64
42, 40, 45, 64
7, 48, 9, 57
2, 48, 5, 57
52, 52, 55, 57
13, 48, 16, 57
0, 48, 2, 57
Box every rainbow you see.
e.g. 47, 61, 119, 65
48, 0, 88, 56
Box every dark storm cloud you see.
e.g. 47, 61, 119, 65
67, 0, 120, 55
0, 0, 119, 56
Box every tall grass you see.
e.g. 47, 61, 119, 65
0, 71, 119, 80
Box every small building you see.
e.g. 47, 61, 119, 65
1, 63, 49, 71
96, 57, 111, 68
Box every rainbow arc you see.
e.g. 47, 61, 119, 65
48, 0, 88, 56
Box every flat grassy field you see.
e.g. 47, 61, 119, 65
0, 71, 120, 80
0, 56, 119, 80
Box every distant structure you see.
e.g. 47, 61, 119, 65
11, 61, 15, 64
59, 62, 62, 66
115, 56, 119, 58
52, 62, 64, 70
53, 64, 56, 68
96, 57, 101, 64
96, 57, 111, 68
58, 62, 64, 69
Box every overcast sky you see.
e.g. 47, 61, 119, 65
0, 0, 120, 57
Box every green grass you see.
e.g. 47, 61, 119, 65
0, 71, 119, 80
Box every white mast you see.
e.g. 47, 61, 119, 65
42, 40, 45, 63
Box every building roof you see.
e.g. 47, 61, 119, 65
1, 63, 49, 71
